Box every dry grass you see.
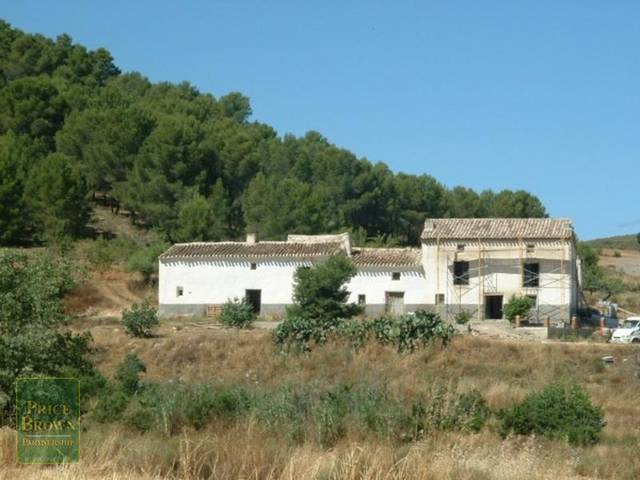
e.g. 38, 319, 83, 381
6, 325, 640, 479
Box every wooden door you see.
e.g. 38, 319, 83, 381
385, 292, 405, 316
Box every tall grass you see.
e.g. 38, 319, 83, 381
6, 329, 640, 479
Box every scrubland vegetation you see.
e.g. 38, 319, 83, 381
2, 17, 640, 480
1, 247, 638, 480
3, 325, 640, 480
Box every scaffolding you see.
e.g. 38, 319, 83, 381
439, 239, 573, 324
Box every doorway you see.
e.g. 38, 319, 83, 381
245, 289, 261, 315
485, 295, 503, 319
385, 292, 405, 316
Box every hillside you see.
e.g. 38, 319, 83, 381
581, 234, 640, 313
4, 323, 640, 479
586, 234, 640, 252
0, 19, 548, 249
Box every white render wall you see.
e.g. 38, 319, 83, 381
421, 239, 578, 319
159, 239, 579, 321
159, 258, 313, 307
347, 268, 429, 307
159, 259, 429, 317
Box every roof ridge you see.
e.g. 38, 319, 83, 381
421, 217, 574, 240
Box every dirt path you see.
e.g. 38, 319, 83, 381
65, 270, 152, 318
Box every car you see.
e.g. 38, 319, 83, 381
610, 317, 640, 344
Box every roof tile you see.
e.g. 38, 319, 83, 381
159, 241, 345, 260
351, 248, 421, 267
421, 218, 573, 240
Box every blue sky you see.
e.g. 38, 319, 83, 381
4, 1, 639, 240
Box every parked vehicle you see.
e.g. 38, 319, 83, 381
610, 317, 640, 344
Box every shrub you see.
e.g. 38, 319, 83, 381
613, 250, 622, 258
122, 302, 159, 337
397, 311, 456, 352
184, 384, 251, 429
89, 377, 492, 443
115, 353, 146, 395
218, 298, 255, 328
287, 255, 362, 323
277, 310, 455, 353
93, 385, 130, 422
0, 252, 97, 424
274, 255, 363, 350
401, 385, 490, 439
335, 319, 370, 350
455, 310, 472, 325
499, 383, 604, 445
126, 240, 170, 284
449, 390, 491, 432
131, 381, 186, 436
503, 295, 534, 322
367, 311, 455, 353
86, 236, 139, 271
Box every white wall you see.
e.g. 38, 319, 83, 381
159, 259, 429, 309
159, 238, 579, 319
347, 268, 428, 306
159, 258, 313, 306
421, 239, 577, 310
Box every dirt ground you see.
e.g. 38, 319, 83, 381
64, 270, 153, 318
600, 248, 640, 277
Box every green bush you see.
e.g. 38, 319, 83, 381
121, 302, 159, 337
362, 311, 455, 353
499, 383, 604, 445
455, 310, 472, 325
131, 381, 186, 436
93, 385, 130, 422
86, 236, 139, 271
115, 353, 146, 395
287, 255, 362, 323
400, 385, 490, 440
126, 240, 170, 284
218, 298, 255, 328
393, 311, 456, 352
184, 384, 251, 429
274, 315, 342, 351
0, 251, 97, 424
503, 295, 534, 322
613, 250, 622, 258
274, 255, 363, 350
276, 310, 455, 353
89, 376, 492, 443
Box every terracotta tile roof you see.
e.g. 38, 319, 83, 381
159, 241, 346, 260
351, 247, 422, 267
287, 232, 351, 245
421, 218, 573, 240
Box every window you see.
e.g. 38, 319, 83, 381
457, 243, 465, 252
453, 261, 470, 285
526, 243, 535, 253
435, 293, 445, 305
250, 262, 257, 270
392, 272, 401, 281
523, 262, 540, 287
176, 286, 184, 297
358, 294, 366, 305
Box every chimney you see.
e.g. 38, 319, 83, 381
246, 232, 258, 244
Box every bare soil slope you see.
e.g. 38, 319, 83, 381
64, 270, 153, 318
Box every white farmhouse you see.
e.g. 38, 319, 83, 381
421, 218, 580, 322
158, 218, 580, 322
